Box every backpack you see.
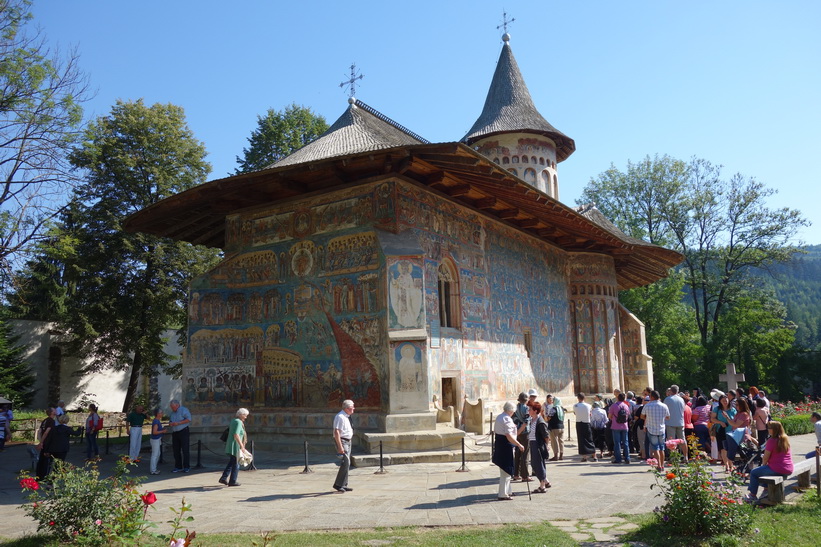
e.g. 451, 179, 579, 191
219, 427, 229, 442
616, 404, 628, 424
94, 415, 104, 431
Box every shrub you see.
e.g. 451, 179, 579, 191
647, 436, 753, 538
19, 457, 155, 544
779, 414, 814, 436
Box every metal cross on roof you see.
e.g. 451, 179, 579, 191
339, 64, 364, 98
497, 10, 515, 35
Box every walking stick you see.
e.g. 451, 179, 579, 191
523, 443, 532, 501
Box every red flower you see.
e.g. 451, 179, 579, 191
20, 478, 40, 491
666, 472, 676, 480
49, 521, 55, 526
141, 491, 157, 505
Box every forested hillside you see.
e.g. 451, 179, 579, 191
762, 244, 821, 350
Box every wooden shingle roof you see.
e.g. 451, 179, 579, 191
273, 99, 427, 168
462, 37, 575, 162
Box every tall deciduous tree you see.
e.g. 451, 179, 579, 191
56, 99, 220, 411
581, 155, 808, 386
0, 0, 89, 273
235, 103, 327, 173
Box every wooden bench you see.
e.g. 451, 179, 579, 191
758, 457, 818, 504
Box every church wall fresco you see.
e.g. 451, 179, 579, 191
568, 254, 621, 393
185, 183, 396, 419
395, 181, 574, 407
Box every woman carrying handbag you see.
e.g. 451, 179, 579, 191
219, 407, 249, 487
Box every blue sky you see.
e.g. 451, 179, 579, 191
31, 0, 821, 244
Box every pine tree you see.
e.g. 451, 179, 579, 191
0, 311, 36, 407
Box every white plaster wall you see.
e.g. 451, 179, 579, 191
11, 319, 182, 411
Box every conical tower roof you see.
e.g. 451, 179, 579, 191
463, 35, 575, 162
273, 98, 427, 168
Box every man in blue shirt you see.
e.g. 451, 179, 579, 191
664, 385, 687, 461
168, 399, 192, 472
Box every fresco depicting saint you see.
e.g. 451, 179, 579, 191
389, 259, 423, 328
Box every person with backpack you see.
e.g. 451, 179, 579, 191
85, 404, 102, 461
608, 393, 631, 464
545, 394, 565, 461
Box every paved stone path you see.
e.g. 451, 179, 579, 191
0, 433, 816, 541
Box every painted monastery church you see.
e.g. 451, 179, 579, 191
126, 34, 682, 448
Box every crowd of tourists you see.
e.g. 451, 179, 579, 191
493, 385, 821, 503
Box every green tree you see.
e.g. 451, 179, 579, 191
581, 155, 807, 386
50, 99, 221, 411
0, 0, 89, 274
660, 158, 807, 379
0, 309, 36, 406
235, 103, 328, 173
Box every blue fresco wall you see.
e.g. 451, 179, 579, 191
184, 183, 395, 414
395, 181, 574, 404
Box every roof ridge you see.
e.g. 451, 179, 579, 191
354, 99, 430, 144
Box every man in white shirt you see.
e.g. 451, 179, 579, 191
574, 393, 596, 462
333, 399, 355, 493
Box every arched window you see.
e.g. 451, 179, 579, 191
524, 168, 536, 183
437, 260, 461, 329
512, 156, 519, 164
493, 157, 500, 164
539, 157, 545, 165
531, 156, 537, 164
502, 156, 510, 165
521, 155, 528, 163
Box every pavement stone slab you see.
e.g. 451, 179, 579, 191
0, 432, 817, 540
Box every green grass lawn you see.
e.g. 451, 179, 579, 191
1, 522, 576, 546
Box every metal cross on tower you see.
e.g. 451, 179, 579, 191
497, 10, 515, 35
339, 64, 364, 98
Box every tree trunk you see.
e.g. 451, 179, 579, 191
122, 350, 144, 412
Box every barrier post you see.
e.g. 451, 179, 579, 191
300, 440, 313, 474
105, 430, 110, 455
194, 439, 203, 469
455, 437, 469, 472
374, 440, 387, 474
566, 419, 572, 441
490, 412, 495, 453
247, 439, 258, 471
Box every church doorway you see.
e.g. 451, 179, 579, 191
441, 376, 457, 410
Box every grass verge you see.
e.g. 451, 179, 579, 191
618, 490, 821, 546
0, 522, 577, 546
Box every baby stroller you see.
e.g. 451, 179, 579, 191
734, 436, 763, 478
